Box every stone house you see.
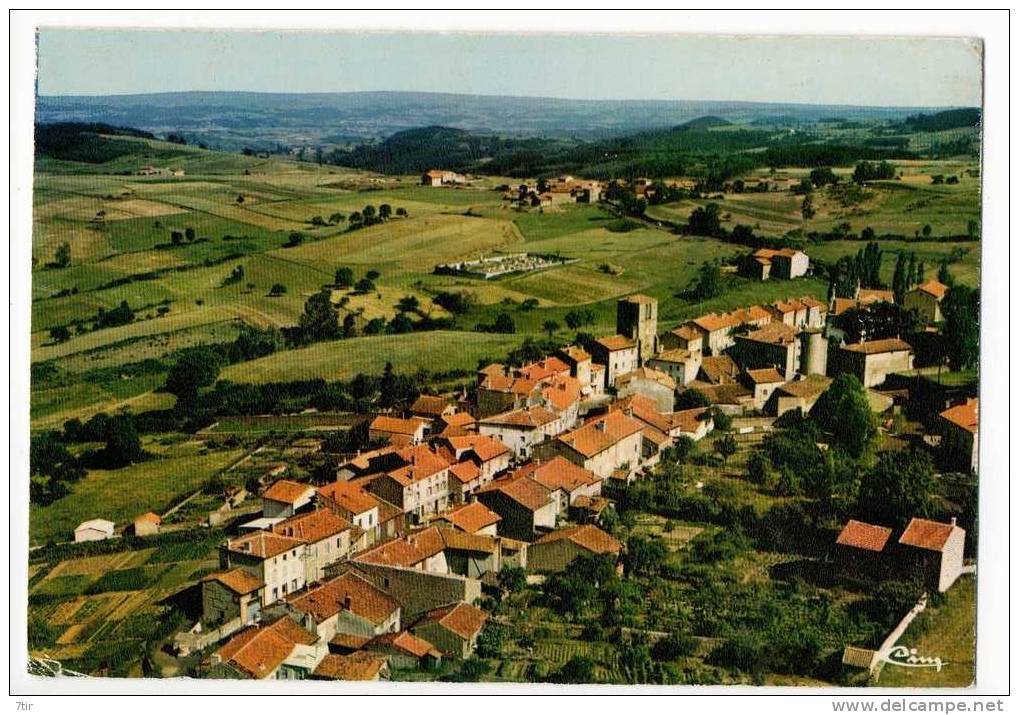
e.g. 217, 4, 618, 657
939, 398, 978, 473
478, 405, 562, 460
835, 338, 914, 388
743, 367, 787, 411
660, 324, 704, 354
538, 409, 645, 481
904, 279, 949, 324
201, 568, 266, 626
614, 367, 676, 412
133, 512, 161, 537
280, 570, 401, 643
411, 602, 488, 659
770, 374, 834, 417
898, 517, 967, 593
368, 415, 427, 446
527, 524, 622, 573
367, 445, 452, 523
474, 478, 557, 542
433, 501, 502, 536
646, 348, 701, 388
207, 616, 323, 680
365, 631, 442, 671
731, 321, 802, 380
271, 508, 355, 584
589, 335, 639, 389
834, 519, 894, 581
509, 456, 602, 516
750, 248, 809, 279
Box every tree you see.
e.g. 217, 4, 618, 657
942, 285, 980, 370
551, 656, 596, 684
475, 624, 506, 659
675, 388, 710, 410
937, 260, 954, 287
328, 212, 344, 225
714, 434, 738, 463
354, 277, 376, 294
493, 313, 516, 334
362, 205, 377, 225
543, 320, 560, 338
348, 211, 363, 228
268, 283, 287, 296
624, 535, 667, 576
170, 231, 183, 246
520, 298, 539, 311
334, 267, 354, 288
284, 232, 303, 248
30, 431, 85, 506
564, 308, 595, 330
856, 449, 936, 527
691, 261, 723, 300
396, 207, 408, 217
801, 193, 815, 220
53, 242, 71, 268
809, 166, 838, 188
811, 373, 876, 458
298, 289, 341, 342
746, 451, 770, 485
498, 566, 526, 593
49, 325, 71, 343
922, 224, 933, 238
185, 227, 196, 242
378, 203, 392, 221
396, 295, 419, 313
165, 346, 223, 414
99, 414, 145, 468
235, 194, 244, 204
686, 203, 723, 237
651, 632, 699, 661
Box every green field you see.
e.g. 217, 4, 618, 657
29, 443, 244, 545
878, 576, 976, 688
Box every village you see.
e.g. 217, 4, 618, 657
56, 256, 978, 682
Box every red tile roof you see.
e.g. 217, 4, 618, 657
479, 405, 558, 429
312, 652, 387, 681
836, 520, 893, 552
272, 508, 352, 543
745, 367, 787, 385
476, 476, 553, 512
940, 399, 978, 434
594, 335, 637, 352
912, 279, 949, 300
699, 355, 741, 385
287, 571, 399, 625
367, 630, 442, 659
354, 527, 447, 568
226, 531, 305, 560
203, 568, 265, 596
370, 415, 425, 436
262, 479, 315, 505
542, 375, 582, 412
615, 366, 676, 390
516, 356, 571, 382
415, 602, 488, 640
134, 511, 161, 524
410, 394, 454, 417
842, 338, 913, 355
215, 617, 317, 678
440, 435, 510, 462
317, 481, 379, 516
741, 321, 799, 346
437, 502, 502, 533
448, 460, 482, 485
858, 288, 897, 304
512, 457, 600, 493
558, 410, 644, 458
898, 518, 959, 552
533, 524, 622, 555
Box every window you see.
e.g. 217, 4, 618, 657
283, 554, 287, 561
272, 587, 278, 599
281, 583, 287, 595
336, 538, 341, 548
292, 579, 298, 591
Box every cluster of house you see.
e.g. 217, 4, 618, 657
502, 175, 605, 209
421, 169, 468, 187
745, 247, 811, 280
835, 516, 968, 594
136, 165, 185, 177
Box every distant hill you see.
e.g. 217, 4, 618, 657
902, 108, 981, 132
34, 122, 159, 163
35, 90, 947, 151
679, 115, 733, 129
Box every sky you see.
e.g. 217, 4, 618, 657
36, 29, 982, 107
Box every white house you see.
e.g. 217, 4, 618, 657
74, 518, 116, 543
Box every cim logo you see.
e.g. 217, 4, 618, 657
878, 645, 949, 672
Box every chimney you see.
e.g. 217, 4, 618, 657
595, 420, 606, 432
343, 596, 352, 610
951, 517, 958, 527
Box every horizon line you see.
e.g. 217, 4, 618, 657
33, 88, 973, 111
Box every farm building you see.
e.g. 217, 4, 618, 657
904, 279, 949, 324
74, 518, 115, 543
132, 512, 161, 537
898, 517, 967, 593
527, 524, 622, 573
835, 338, 915, 388
411, 602, 488, 659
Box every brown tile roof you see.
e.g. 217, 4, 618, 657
226, 531, 305, 560
476, 476, 553, 512
215, 617, 317, 678
940, 399, 978, 434
836, 520, 893, 552
615, 366, 676, 390
669, 407, 713, 434
912, 280, 949, 300
448, 460, 482, 485
558, 410, 644, 458
354, 527, 447, 568
842, 338, 913, 355
699, 355, 741, 385
687, 381, 753, 406
262, 479, 315, 505
479, 405, 558, 429
858, 288, 896, 304
513, 457, 600, 493
370, 415, 425, 436
203, 568, 265, 596
572, 494, 611, 514
558, 345, 592, 363
415, 602, 488, 641
745, 367, 787, 385
437, 502, 502, 533
516, 356, 571, 382
386, 445, 450, 486
533, 524, 622, 555
317, 480, 379, 516
329, 633, 372, 651
134, 511, 161, 524
651, 348, 694, 364
669, 324, 703, 342
410, 394, 453, 417
272, 508, 352, 543
312, 652, 387, 681
898, 518, 959, 552
800, 296, 827, 311
770, 298, 807, 314
367, 630, 442, 659
287, 571, 399, 625
775, 374, 833, 399
441, 412, 476, 429
542, 375, 582, 412
478, 372, 539, 396
435, 527, 500, 555
440, 435, 510, 462
831, 297, 860, 316
594, 335, 637, 352
741, 321, 799, 346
